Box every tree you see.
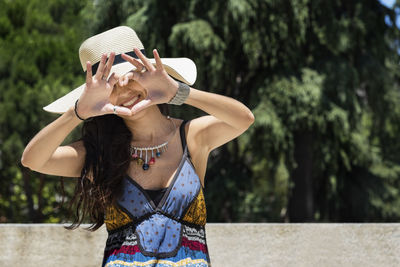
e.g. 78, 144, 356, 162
1, 0, 400, 223
0, 0, 86, 222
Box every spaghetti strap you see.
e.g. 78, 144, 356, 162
179, 120, 188, 151
179, 120, 196, 169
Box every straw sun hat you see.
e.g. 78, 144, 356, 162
43, 26, 197, 113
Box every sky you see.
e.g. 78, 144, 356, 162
379, 0, 400, 28
380, 0, 395, 7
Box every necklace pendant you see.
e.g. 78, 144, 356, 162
137, 158, 144, 166
142, 163, 150, 170
129, 116, 176, 170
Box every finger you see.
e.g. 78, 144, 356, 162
121, 53, 144, 71
134, 48, 155, 71
126, 71, 140, 81
107, 72, 118, 88
119, 74, 129, 86
120, 74, 130, 86
103, 103, 132, 116
131, 99, 152, 114
122, 75, 130, 86
120, 71, 140, 86
113, 72, 120, 82
153, 49, 164, 70
94, 54, 107, 80
86, 61, 93, 86
103, 52, 115, 78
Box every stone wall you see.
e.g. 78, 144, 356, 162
0, 223, 399, 267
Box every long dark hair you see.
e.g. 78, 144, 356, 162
62, 104, 169, 231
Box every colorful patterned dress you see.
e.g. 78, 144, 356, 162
102, 121, 211, 267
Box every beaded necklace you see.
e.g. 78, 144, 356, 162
130, 116, 176, 170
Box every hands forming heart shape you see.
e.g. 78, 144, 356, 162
76, 48, 179, 119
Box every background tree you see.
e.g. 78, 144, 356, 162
0, 0, 86, 222
1, 0, 400, 224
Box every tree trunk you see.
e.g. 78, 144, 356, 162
288, 131, 314, 222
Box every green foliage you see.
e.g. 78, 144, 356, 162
0, 0, 85, 222
1, 0, 400, 223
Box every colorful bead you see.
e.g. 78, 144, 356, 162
137, 158, 144, 165
142, 163, 150, 170
149, 158, 155, 165
132, 153, 138, 159
156, 152, 161, 157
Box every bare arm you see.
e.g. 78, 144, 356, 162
172, 89, 253, 181
185, 88, 254, 153
21, 107, 85, 177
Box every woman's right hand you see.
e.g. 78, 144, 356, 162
75, 52, 133, 119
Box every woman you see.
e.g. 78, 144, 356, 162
21, 26, 254, 267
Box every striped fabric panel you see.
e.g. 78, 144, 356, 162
103, 244, 210, 267
104, 236, 208, 258
104, 258, 209, 267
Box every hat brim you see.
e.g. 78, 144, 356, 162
43, 58, 197, 114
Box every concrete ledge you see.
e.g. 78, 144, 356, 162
0, 223, 399, 267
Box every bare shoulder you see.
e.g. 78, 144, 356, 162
180, 117, 211, 187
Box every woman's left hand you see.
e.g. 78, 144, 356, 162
120, 48, 179, 114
